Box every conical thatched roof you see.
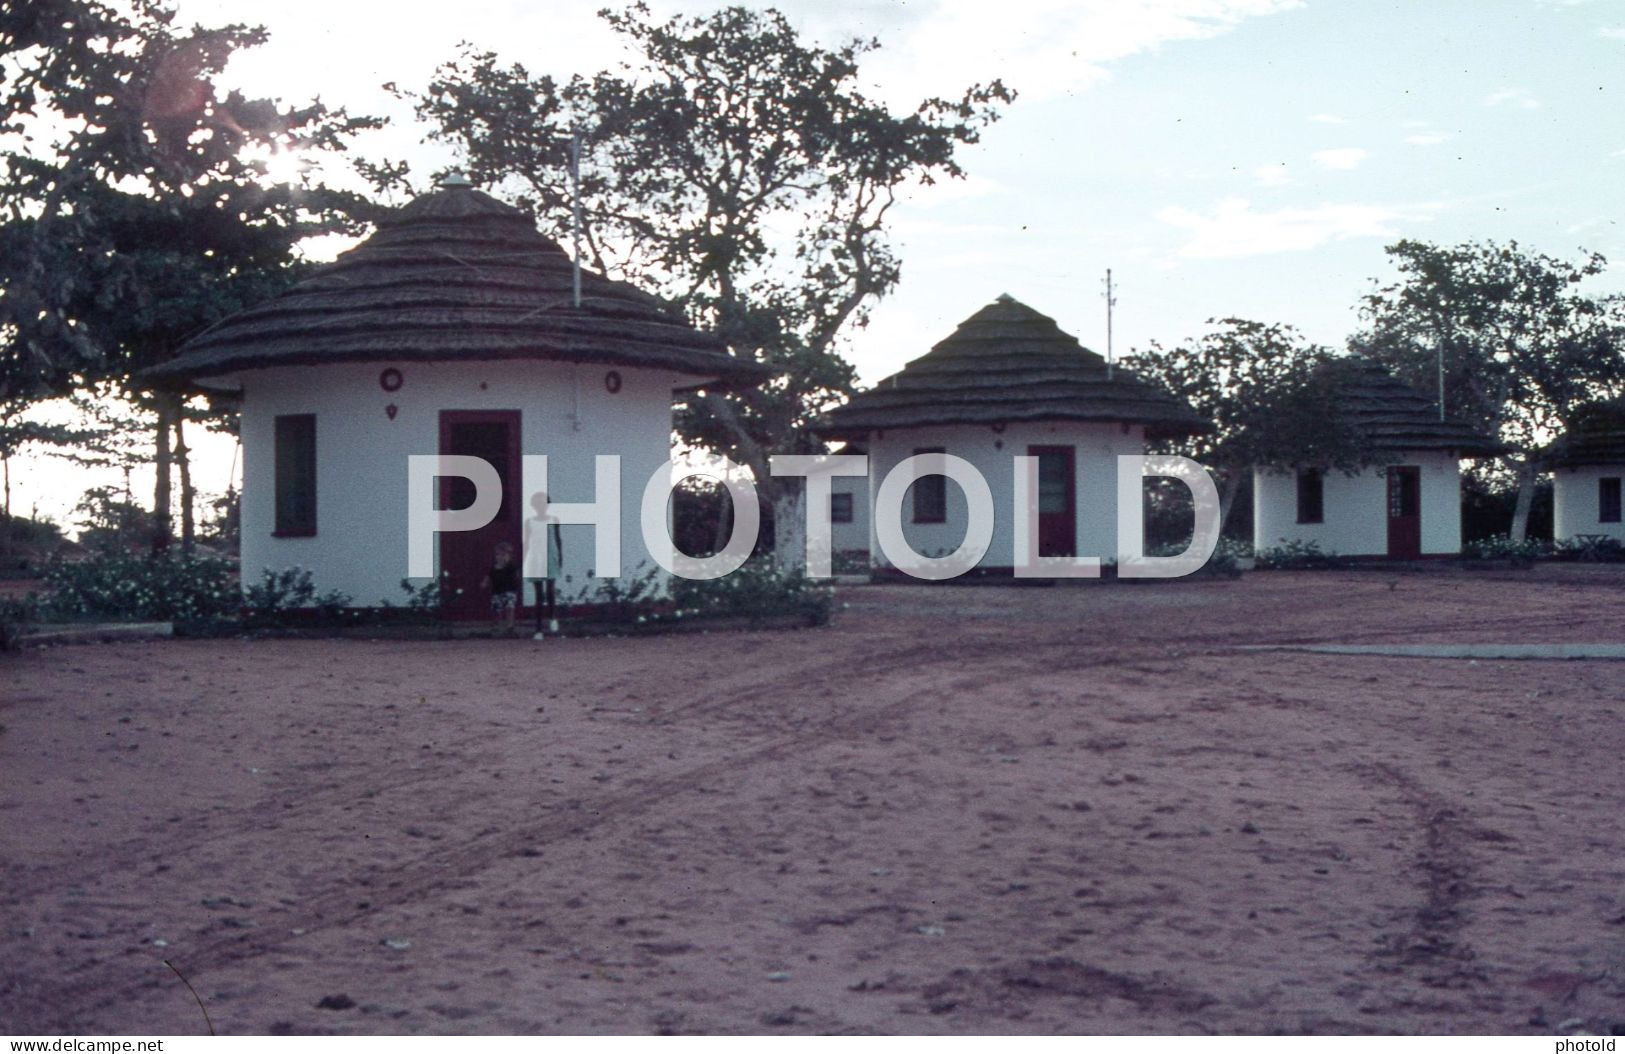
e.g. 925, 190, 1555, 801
145, 182, 767, 388
1545, 397, 1625, 468
1319, 356, 1504, 456
817, 295, 1210, 440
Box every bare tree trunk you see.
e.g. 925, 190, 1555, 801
774, 486, 808, 577
1509, 456, 1536, 543
175, 413, 194, 554
152, 396, 174, 552
1217, 470, 1242, 538
2, 453, 9, 518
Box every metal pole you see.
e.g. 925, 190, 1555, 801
1437, 341, 1446, 422
1104, 268, 1116, 380
570, 130, 583, 309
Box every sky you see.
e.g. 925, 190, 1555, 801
10, 0, 1625, 527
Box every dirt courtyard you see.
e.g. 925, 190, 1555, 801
3, 567, 1624, 1035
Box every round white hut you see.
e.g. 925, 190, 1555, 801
819, 294, 1209, 573
1547, 398, 1625, 545
1252, 357, 1501, 560
148, 180, 765, 615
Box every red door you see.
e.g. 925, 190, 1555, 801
1028, 445, 1077, 558
439, 410, 522, 618
1386, 465, 1422, 559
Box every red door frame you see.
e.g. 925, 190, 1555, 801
1028, 445, 1077, 558
438, 410, 523, 619
1386, 465, 1422, 559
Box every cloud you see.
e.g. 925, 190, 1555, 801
1155, 197, 1429, 259
1254, 162, 1291, 186
1404, 133, 1449, 146
858, 0, 1305, 104
1484, 87, 1541, 110
1311, 147, 1369, 170
1601, 26, 1625, 40
1308, 113, 1346, 124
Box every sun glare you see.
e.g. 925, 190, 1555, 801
241, 141, 310, 186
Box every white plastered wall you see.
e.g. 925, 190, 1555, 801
1552, 465, 1625, 543
236, 359, 685, 605
1253, 450, 1463, 557
859, 420, 1148, 569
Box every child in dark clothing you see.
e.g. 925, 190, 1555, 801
484, 540, 520, 636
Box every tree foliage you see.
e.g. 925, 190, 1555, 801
0, 0, 380, 399
1128, 318, 1371, 528
1353, 239, 1625, 538
396, 3, 1013, 493
1, 0, 381, 546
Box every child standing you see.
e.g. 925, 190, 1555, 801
484, 540, 521, 636
525, 491, 564, 639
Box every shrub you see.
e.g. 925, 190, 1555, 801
1462, 534, 1545, 563
573, 564, 665, 624
831, 549, 870, 576
1145, 535, 1252, 576
0, 513, 63, 576
37, 549, 237, 622
1254, 539, 1344, 570
667, 559, 834, 625
399, 573, 457, 614
243, 567, 352, 623
1548, 535, 1624, 563
1, 594, 38, 650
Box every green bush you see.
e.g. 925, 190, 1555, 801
1462, 534, 1545, 563
581, 564, 665, 623
667, 559, 834, 625
38, 549, 236, 622
1, 594, 38, 650
0, 512, 63, 576
243, 567, 352, 623
1548, 535, 1623, 563
1145, 535, 1252, 576
399, 573, 457, 614
1255, 539, 1344, 570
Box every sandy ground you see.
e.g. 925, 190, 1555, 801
2, 566, 1624, 1035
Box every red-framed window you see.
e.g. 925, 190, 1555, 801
273, 414, 317, 537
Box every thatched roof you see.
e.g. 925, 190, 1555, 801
817, 295, 1210, 440
1319, 356, 1504, 457
1545, 398, 1625, 468
145, 182, 768, 388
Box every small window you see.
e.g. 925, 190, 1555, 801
830, 491, 854, 524
910, 447, 947, 524
1296, 468, 1324, 524
274, 414, 317, 536
1601, 477, 1622, 524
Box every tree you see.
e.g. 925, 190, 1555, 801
1128, 318, 1371, 535
394, 3, 1012, 555
1354, 239, 1625, 541
0, 389, 141, 517
1, 0, 380, 547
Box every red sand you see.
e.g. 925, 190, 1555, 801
3, 566, 1624, 1035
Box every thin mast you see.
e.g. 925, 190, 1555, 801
569, 129, 583, 309
1104, 268, 1116, 380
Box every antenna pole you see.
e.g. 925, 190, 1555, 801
1437, 342, 1446, 422
1104, 268, 1116, 380
570, 129, 583, 309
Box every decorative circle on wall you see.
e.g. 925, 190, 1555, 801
379, 367, 404, 392
604, 369, 623, 394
